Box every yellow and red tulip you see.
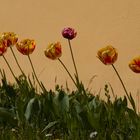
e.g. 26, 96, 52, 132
0, 37, 7, 56
16, 39, 35, 55
129, 56, 140, 73
97, 45, 118, 65
1, 32, 18, 47
44, 42, 62, 60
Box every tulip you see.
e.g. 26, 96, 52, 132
1, 32, 18, 47
44, 41, 77, 88
0, 37, 17, 80
62, 27, 77, 40
0, 37, 7, 55
62, 27, 79, 88
97, 45, 135, 111
44, 42, 62, 60
129, 56, 140, 73
97, 45, 118, 65
1, 33, 26, 77
17, 38, 42, 90
1, 32, 26, 77
16, 39, 35, 55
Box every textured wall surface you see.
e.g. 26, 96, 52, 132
0, 0, 140, 103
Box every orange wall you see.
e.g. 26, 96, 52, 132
0, 0, 140, 105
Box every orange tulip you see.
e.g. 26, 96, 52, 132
97, 45, 118, 65
16, 39, 35, 55
129, 56, 140, 73
44, 42, 62, 60
1, 32, 18, 47
0, 37, 7, 56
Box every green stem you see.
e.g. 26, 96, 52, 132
112, 64, 131, 102
58, 58, 77, 88
9, 46, 26, 77
2, 55, 17, 80
68, 39, 80, 85
137, 92, 140, 113
27, 55, 42, 90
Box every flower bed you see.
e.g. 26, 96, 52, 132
0, 28, 139, 139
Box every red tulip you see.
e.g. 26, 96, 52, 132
0, 37, 7, 56
129, 56, 140, 73
16, 39, 35, 55
97, 45, 118, 65
62, 27, 77, 40
1, 32, 18, 47
44, 42, 62, 60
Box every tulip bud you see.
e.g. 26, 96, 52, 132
62, 27, 77, 40
44, 42, 62, 60
97, 45, 118, 65
16, 39, 35, 55
129, 56, 140, 73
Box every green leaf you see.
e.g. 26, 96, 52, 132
122, 96, 127, 107
0, 107, 16, 125
129, 93, 136, 112
41, 121, 58, 133
24, 98, 36, 121
88, 97, 98, 110
54, 91, 69, 112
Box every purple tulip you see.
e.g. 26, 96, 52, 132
62, 27, 77, 40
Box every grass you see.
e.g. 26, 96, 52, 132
0, 71, 139, 140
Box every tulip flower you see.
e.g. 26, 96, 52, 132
97, 45, 118, 65
16, 39, 35, 55
62, 27, 77, 40
44, 42, 62, 60
16, 38, 42, 90
97, 45, 135, 111
44, 41, 77, 88
0, 38, 7, 55
129, 56, 140, 73
1, 32, 26, 77
62, 27, 80, 88
1, 32, 18, 47
0, 37, 17, 80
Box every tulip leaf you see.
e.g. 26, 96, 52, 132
129, 92, 136, 112
0, 107, 16, 125
41, 121, 58, 133
54, 91, 69, 112
24, 98, 36, 121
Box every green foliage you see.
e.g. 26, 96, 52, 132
0, 74, 139, 140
